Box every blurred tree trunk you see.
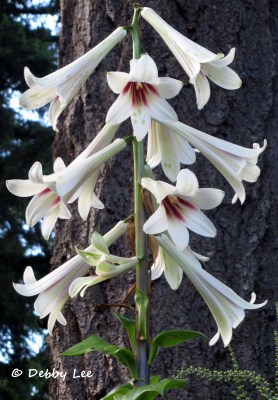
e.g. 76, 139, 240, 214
49, 1, 278, 399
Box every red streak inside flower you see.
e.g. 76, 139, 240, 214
39, 188, 52, 197
178, 197, 196, 210
162, 196, 185, 222
52, 197, 60, 207
123, 82, 159, 106
162, 195, 196, 222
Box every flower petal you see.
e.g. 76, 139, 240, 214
131, 105, 151, 141
164, 248, 183, 289
6, 179, 45, 197
130, 54, 158, 84
58, 201, 72, 219
48, 97, 66, 131
28, 162, 44, 183
91, 232, 110, 254
190, 188, 225, 210
176, 169, 199, 196
209, 48, 236, 67
194, 71, 211, 110
151, 247, 165, 280
23, 266, 37, 284
146, 121, 162, 169
167, 217, 189, 251
107, 71, 130, 93
202, 63, 242, 90
26, 189, 56, 226
154, 77, 183, 99
183, 208, 217, 238
106, 92, 132, 125
41, 205, 60, 240
148, 92, 178, 123
141, 177, 176, 203
53, 157, 66, 173
19, 86, 56, 109
143, 205, 168, 235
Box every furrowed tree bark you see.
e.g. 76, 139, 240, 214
49, 1, 278, 399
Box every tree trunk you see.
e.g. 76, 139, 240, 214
49, 1, 278, 399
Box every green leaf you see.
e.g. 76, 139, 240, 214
134, 289, 149, 340
148, 329, 206, 366
122, 378, 186, 400
101, 382, 133, 400
115, 314, 136, 352
60, 335, 138, 379
149, 375, 161, 384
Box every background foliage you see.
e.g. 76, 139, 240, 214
0, 1, 59, 398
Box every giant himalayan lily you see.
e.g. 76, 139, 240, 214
20, 27, 127, 131
160, 121, 267, 204
13, 221, 136, 334
105, 54, 183, 141
155, 234, 267, 347
142, 169, 224, 251
6, 126, 125, 239
141, 7, 242, 109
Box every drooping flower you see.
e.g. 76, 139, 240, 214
155, 234, 267, 347
20, 28, 127, 130
163, 121, 267, 204
105, 54, 183, 141
69, 232, 138, 298
151, 238, 209, 290
56, 138, 127, 208
6, 160, 71, 240
6, 126, 124, 238
13, 221, 132, 334
142, 169, 224, 251
146, 120, 196, 182
141, 7, 242, 109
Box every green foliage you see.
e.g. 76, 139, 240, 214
102, 377, 186, 400
101, 382, 134, 400
115, 314, 136, 352
148, 329, 206, 367
60, 334, 138, 379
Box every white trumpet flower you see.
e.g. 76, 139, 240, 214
106, 54, 183, 141
13, 221, 129, 334
151, 240, 209, 290
164, 121, 267, 204
142, 169, 224, 251
6, 160, 71, 240
146, 120, 196, 182
6, 126, 124, 238
156, 234, 267, 347
20, 28, 127, 130
141, 7, 242, 109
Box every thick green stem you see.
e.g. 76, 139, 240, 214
131, 5, 150, 386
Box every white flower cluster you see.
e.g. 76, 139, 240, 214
8, 7, 267, 345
